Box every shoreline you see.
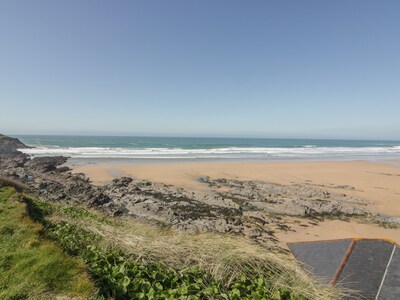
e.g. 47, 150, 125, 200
65, 155, 400, 166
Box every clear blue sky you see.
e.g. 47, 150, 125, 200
1, 1, 399, 139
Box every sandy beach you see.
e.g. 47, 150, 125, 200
72, 160, 400, 244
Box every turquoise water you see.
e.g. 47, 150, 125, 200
15, 135, 400, 161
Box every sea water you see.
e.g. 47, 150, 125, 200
15, 135, 400, 162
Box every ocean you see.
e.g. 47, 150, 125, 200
14, 135, 400, 162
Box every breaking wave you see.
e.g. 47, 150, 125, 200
19, 145, 400, 160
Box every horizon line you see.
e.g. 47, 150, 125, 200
6, 132, 400, 143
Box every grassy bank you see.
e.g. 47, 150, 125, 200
0, 184, 341, 299
0, 187, 95, 299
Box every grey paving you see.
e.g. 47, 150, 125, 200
378, 246, 400, 300
288, 239, 352, 284
338, 240, 393, 300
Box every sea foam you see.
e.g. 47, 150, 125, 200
19, 145, 400, 160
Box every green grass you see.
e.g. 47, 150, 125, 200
0, 187, 96, 300
0, 185, 344, 299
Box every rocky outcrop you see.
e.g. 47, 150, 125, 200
103, 177, 244, 234
199, 177, 371, 217
0, 135, 113, 211
26, 156, 69, 172
0, 134, 30, 158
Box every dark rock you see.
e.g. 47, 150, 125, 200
0, 134, 31, 158
112, 176, 133, 187
27, 156, 68, 172
55, 166, 70, 173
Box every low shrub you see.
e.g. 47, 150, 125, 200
0, 176, 28, 192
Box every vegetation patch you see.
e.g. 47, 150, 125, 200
25, 198, 305, 299
217, 192, 260, 211
1, 186, 340, 299
0, 187, 95, 299
0, 176, 28, 192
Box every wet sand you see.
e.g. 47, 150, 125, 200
71, 160, 400, 243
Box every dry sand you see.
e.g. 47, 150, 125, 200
276, 219, 400, 244
72, 160, 400, 243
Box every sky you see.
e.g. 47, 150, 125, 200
0, 1, 399, 140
